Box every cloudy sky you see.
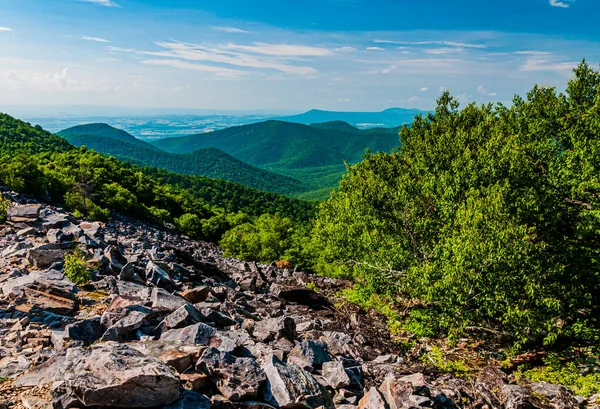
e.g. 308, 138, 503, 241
0, 0, 598, 113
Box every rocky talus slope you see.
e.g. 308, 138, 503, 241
0, 190, 597, 409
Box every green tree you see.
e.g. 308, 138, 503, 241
312, 62, 600, 347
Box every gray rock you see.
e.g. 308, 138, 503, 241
101, 305, 157, 342
161, 391, 211, 409
161, 322, 217, 345
51, 342, 180, 408
198, 306, 236, 327
129, 340, 206, 373
160, 304, 203, 331
288, 339, 331, 370
42, 214, 70, 231
146, 260, 178, 292
26, 247, 64, 268
322, 361, 352, 389
253, 316, 297, 343
261, 354, 332, 409
198, 347, 267, 401
119, 262, 146, 284
151, 287, 188, 312
7, 204, 41, 221
64, 317, 105, 345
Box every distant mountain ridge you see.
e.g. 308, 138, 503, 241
58, 123, 306, 196
275, 108, 424, 128
152, 120, 402, 199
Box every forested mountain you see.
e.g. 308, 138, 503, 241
58, 130, 306, 196
152, 120, 401, 198
58, 123, 161, 151
275, 108, 423, 128
0, 113, 315, 241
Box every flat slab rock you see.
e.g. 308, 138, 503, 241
52, 342, 180, 408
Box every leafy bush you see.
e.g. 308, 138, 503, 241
312, 61, 600, 348
64, 254, 92, 285
0, 195, 10, 223
515, 354, 600, 397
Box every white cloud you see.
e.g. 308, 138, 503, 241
225, 42, 332, 56
141, 41, 320, 76
549, 0, 570, 7
375, 40, 486, 49
212, 26, 253, 34
366, 47, 385, 51
140, 59, 245, 77
335, 46, 358, 52
80, 36, 110, 43
107, 46, 136, 53
338, 97, 350, 102
520, 58, 578, 74
79, 0, 119, 7
0, 27, 12, 32
380, 65, 397, 74
477, 84, 497, 96
420, 87, 428, 92
514, 51, 552, 55
407, 96, 421, 103
426, 47, 464, 55
439, 86, 448, 92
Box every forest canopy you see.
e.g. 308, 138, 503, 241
308, 61, 600, 347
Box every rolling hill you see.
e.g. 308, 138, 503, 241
58, 123, 161, 151
152, 120, 401, 168
0, 113, 316, 223
275, 108, 423, 128
58, 124, 306, 196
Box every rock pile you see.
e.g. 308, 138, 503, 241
0, 192, 597, 409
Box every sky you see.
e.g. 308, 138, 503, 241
0, 0, 599, 113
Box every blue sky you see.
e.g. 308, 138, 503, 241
0, 0, 598, 112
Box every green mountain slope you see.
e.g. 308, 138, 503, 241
276, 108, 423, 128
58, 123, 161, 151
151, 120, 401, 197
152, 120, 400, 167
0, 113, 316, 234
60, 131, 306, 196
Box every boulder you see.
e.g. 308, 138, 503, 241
64, 317, 105, 345
198, 347, 267, 401
129, 340, 206, 373
378, 379, 413, 409
181, 286, 211, 303
288, 339, 331, 370
159, 304, 203, 331
101, 305, 158, 342
261, 354, 332, 409
322, 360, 352, 389
146, 260, 178, 292
160, 322, 217, 345
26, 247, 64, 268
151, 287, 188, 312
530, 382, 580, 409
253, 316, 297, 343
359, 387, 389, 409
162, 391, 211, 409
51, 342, 180, 408
7, 204, 41, 222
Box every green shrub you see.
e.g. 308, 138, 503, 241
515, 354, 600, 397
312, 61, 600, 348
0, 195, 10, 223
64, 254, 92, 285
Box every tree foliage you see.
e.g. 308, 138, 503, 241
312, 61, 600, 347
